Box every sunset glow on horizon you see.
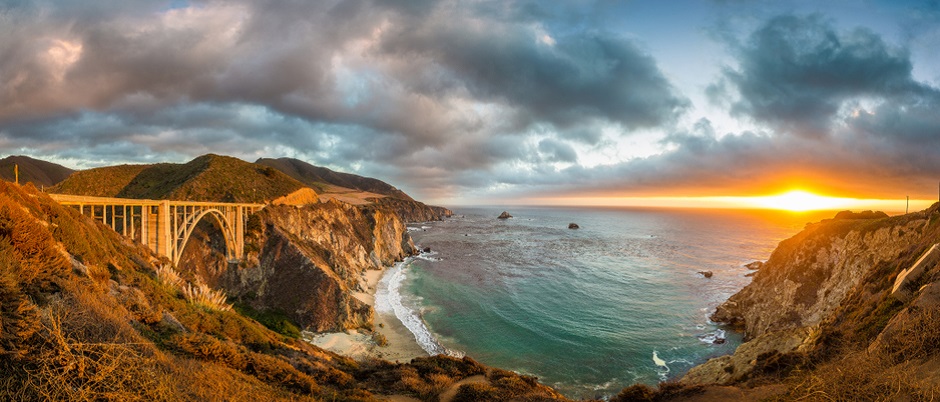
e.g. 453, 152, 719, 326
520, 189, 932, 214
2, 1, 940, 205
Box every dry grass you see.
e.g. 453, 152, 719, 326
155, 264, 183, 290
769, 307, 940, 401
181, 280, 232, 312
157, 264, 232, 312
781, 350, 940, 401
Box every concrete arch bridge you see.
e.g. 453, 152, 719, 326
49, 194, 264, 266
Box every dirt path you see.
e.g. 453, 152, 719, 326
438, 374, 488, 402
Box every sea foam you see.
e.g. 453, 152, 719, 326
375, 259, 460, 357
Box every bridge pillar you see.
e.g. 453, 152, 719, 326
157, 201, 171, 259
235, 205, 245, 260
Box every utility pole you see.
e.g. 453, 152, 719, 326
906, 196, 909, 214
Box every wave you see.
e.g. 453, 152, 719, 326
414, 251, 441, 262
374, 259, 461, 357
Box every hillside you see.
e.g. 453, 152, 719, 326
258, 157, 453, 222
0, 181, 565, 401
53, 154, 307, 203
0, 155, 74, 187
645, 208, 940, 400
256, 157, 413, 201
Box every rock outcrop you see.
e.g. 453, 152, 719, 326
216, 200, 416, 332
370, 197, 453, 223
498, 211, 512, 219
711, 215, 926, 340
568, 223, 579, 229
684, 211, 932, 386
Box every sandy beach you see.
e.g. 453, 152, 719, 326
306, 266, 429, 363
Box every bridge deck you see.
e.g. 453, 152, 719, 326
49, 194, 265, 208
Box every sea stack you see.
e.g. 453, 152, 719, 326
498, 211, 513, 219
568, 223, 580, 229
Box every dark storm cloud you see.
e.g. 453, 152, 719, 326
378, 16, 689, 130
0, 0, 691, 200
712, 14, 925, 137
481, 13, 940, 201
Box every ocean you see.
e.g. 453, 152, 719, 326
375, 206, 833, 399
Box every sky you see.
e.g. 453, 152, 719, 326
2, 0, 940, 207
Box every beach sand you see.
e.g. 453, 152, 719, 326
306, 266, 428, 363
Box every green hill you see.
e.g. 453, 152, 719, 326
50, 163, 149, 197
256, 157, 413, 201
53, 154, 307, 203
0, 155, 74, 187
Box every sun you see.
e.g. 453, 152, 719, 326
752, 190, 853, 212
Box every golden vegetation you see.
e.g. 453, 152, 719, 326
0, 181, 564, 401
52, 154, 307, 203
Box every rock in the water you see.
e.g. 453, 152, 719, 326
497, 211, 513, 219
568, 223, 580, 229
713, 338, 726, 344
698, 271, 714, 278
422, 247, 431, 253
744, 261, 764, 270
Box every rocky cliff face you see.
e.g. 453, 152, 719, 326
712, 215, 928, 340
216, 200, 416, 332
684, 212, 933, 385
370, 197, 453, 223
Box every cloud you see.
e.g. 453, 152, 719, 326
0, 0, 691, 201
3, 3, 939, 204
477, 14, 940, 202
712, 14, 924, 137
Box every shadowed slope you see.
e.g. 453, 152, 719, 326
256, 157, 413, 201
0, 155, 74, 187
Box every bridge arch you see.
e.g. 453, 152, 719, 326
175, 208, 238, 266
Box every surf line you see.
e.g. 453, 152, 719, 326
375, 258, 461, 357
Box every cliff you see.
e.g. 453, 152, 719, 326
370, 196, 454, 223
208, 201, 416, 332
711, 213, 927, 340
679, 208, 940, 399
0, 180, 564, 401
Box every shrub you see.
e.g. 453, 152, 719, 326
372, 332, 388, 347
612, 384, 656, 402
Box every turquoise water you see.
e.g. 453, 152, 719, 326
384, 206, 830, 399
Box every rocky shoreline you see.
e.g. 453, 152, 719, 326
665, 207, 940, 400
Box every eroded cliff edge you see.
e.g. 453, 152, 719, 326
229, 200, 416, 332
681, 207, 940, 397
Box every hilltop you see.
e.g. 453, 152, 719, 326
0, 155, 74, 187
53, 154, 306, 203
256, 157, 414, 201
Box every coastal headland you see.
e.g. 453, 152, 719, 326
4, 154, 940, 400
